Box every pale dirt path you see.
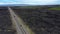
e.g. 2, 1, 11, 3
8, 7, 34, 34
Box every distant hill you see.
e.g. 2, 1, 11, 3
0, 4, 60, 9
0, 4, 60, 7
0, 4, 30, 6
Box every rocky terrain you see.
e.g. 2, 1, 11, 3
0, 9, 16, 34
13, 8, 60, 34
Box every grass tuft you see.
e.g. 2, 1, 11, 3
48, 7, 60, 10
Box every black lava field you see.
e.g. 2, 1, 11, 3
14, 9, 60, 34
0, 9, 16, 34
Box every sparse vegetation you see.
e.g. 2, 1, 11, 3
48, 7, 60, 10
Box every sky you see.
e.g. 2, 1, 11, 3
0, 0, 60, 5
